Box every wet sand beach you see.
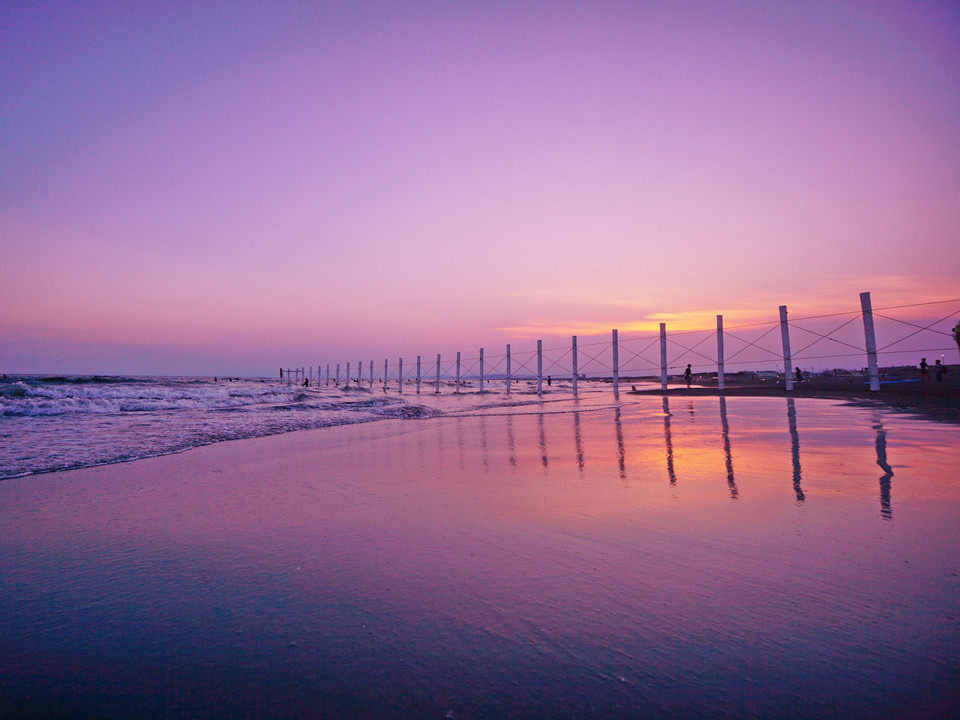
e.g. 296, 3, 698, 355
2, 397, 959, 718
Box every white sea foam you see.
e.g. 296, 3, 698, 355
0, 376, 448, 479
0, 375, 626, 480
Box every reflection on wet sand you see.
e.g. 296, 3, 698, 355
432, 397, 903, 518
5, 396, 958, 720
787, 397, 805, 502
573, 411, 585, 473
719, 396, 738, 499
614, 406, 626, 480
874, 412, 894, 520
663, 397, 678, 485
538, 412, 548, 468
479, 416, 489, 472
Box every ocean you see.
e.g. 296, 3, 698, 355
0, 374, 618, 480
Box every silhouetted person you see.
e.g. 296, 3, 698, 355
684, 364, 692, 387
954, 319, 960, 355
920, 357, 930, 385
547, 375, 551, 386
303, 378, 309, 387
935, 359, 946, 383
795, 367, 802, 384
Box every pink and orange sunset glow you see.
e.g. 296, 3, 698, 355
3, 1, 958, 376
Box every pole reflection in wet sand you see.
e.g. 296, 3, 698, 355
573, 411, 585, 473
538, 412, 548, 468
663, 397, 677, 485
479, 416, 489, 473
614, 406, 626, 480
786, 397, 805, 502
719, 396, 738, 499
874, 412, 894, 520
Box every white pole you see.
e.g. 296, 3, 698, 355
398, 358, 403, 393
326, 364, 330, 386
717, 315, 725, 391
369, 360, 373, 390
506, 344, 512, 395
860, 291, 881, 391
455, 352, 461, 394
357, 360, 362, 387
346, 362, 350, 388
612, 329, 619, 398
572, 335, 578, 396
780, 305, 794, 391
416, 355, 421, 394
309, 366, 313, 384
537, 340, 543, 397
336, 363, 340, 386
479, 348, 484, 392
660, 323, 668, 390
384, 359, 388, 393
435, 354, 441, 394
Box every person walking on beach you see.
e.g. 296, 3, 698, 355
684, 364, 692, 387
920, 357, 930, 385
935, 359, 947, 384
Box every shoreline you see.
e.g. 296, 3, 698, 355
628, 375, 960, 423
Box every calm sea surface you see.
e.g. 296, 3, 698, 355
1, 395, 958, 718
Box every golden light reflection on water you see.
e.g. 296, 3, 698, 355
415, 396, 957, 525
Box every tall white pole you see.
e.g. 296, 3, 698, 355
660, 323, 668, 390
435, 354, 441, 394
506, 344, 512, 395
416, 355, 421, 394
572, 335, 578, 396
455, 352, 461, 394
357, 360, 362, 386
369, 360, 373, 390
309, 366, 313, 384
537, 340, 543, 397
384, 359, 388, 393
326, 364, 330, 386
398, 358, 403, 393
479, 348, 484, 392
336, 363, 340, 386
780, 305, 794, 391
346, 362, 351, 388
717, 314, 725, 391
860, 291, 880, 391
612, 329, 620, 398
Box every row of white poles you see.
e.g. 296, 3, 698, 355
290, 292, 882, 394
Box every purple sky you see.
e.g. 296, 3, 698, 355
2, 1, 958, 376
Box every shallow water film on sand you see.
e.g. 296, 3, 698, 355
1, 395, 958, 718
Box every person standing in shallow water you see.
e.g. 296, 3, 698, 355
684, 364, 692, 387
